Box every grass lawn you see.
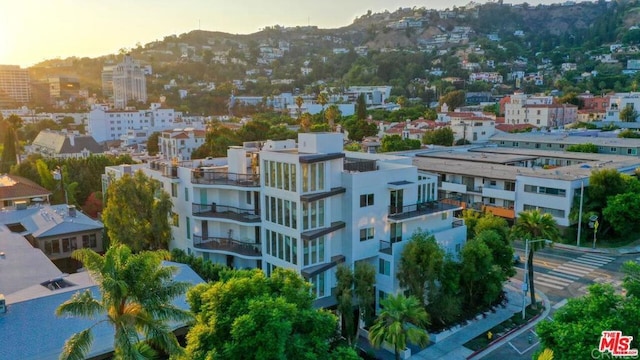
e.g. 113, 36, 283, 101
463, 303, 544, 352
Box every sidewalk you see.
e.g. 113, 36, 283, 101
408, 279, 548, 360
553, 241, 640, 255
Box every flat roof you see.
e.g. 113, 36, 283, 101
418, 150, 538, 164
489, 132, 640, 148
412, 148, 640, 181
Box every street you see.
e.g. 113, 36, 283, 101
480, 245, 637, 360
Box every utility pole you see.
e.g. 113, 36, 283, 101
577, 180, 584, 247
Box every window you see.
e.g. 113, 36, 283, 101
360, 193, 374, 207
309, 273, 326, 298
489, 197, 496, 204
303, 236, 325, 266
610, 147, 617, 153
390, 223, 402, 243
360, 227, 374, 241
184, 187, 189, 201
171, 212, 179, 227
628, 149, 637, 155
62, 238, 71, 252
171, 183, 178, 197
442, 212, 448, 220
82, 234, 97, 248
186, 217, 191, 240
489, 180, 497, 186
504, 181, 515, 191
379, 259, 391, 276
523, 204, 565, 218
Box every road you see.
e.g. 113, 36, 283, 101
480, 245, 638, 360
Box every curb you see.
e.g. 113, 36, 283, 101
465, 310, 544, 359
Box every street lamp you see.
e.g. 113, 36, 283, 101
589, 215, 599, 249
522, 238, 553, 319
52, 167, 69, 204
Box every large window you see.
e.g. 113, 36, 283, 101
309, 272, 326, 298
264, 161, 296, 191
266, 230, 298, 265
82, 234, 97, 248
524, 185, 566, 197
390, 223, 402, 243
302, 200, 325, 231
303, 236, 325, 266
302, 163, 325, 193
265, 196, 297, 229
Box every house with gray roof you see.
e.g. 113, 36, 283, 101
30, 129, 104, 158
0, 204, 104, 261
0, 261, 203, 360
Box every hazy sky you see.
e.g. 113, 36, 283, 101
2, 0, 556, 67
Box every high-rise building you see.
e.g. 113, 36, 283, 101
0, 65, 31, 105
111, 55, 147, 109
101, 64, 115, 97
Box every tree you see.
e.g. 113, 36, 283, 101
354, 261, 376, 328
619, 104, 639, 122
356, 93, 367, 120
380, 135, 421, 152
397, 230, 444, 305
181, 268, 349, 360
536, 283, 639, 360
335, 265, 356, 345
397, 96, 407, 108
56, 244, 192, 360
344, 118, 378, 141
295, 95, 304, 119
317, 92, 329, 113
511, 210, 560, 309
475, 230, 515, 280
368, 294, 430, 360
0, 123, 17, 173
325, 104, 341, 131
147, 132, 161, 156
603, 192, 640, 236
423, 128, 454, 146
102, 170, 172, 252
300, 112, 312, 132
439, 90, 466, 111
566, 143, 598, 153
460, 239, 504, 310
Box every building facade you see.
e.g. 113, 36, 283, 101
103, 133, 467, 305
88, 103, 179, 143
112, 55, 147, 109
0, 65, 31, 104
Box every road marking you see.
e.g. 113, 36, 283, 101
562, 262, 597, 271
535, 278, 569, 289
538, 273, 573, 284
555, 265, 590, 275
548, 271, 581, 280
581, 254, 615, 261
553, 299, 568, 309
553, 267, 589, 277
571, 258, 609, 267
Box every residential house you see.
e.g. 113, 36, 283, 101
0, 174, 51, 208
31, 130, 103, 158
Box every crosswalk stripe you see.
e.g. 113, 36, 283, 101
571, 258, 609, 267
538, 273, 573, 284
553, 267, 588, 277
564, 262, 597, 271
581, 254, 615, 262
534, 279, 566, 290
555, 265, 591, 276
548, 271, 581, 280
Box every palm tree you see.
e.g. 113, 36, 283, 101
325, 104, 340, 131
56, 244, 192, 360
317, 92, 329, 114
368, 294, 430, 360
511, 209, 560, 310
295, 95, 304, 119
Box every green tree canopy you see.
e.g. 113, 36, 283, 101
439, 90, 466, 111
181, 268, 349, 360
423, 127, 454, 146
460, 239, 504, 311
56, 245, 192, 360
102, 170, 172, 251
146, 132, 161, 155
619, 104, 639, 122
380, 134, 421, 152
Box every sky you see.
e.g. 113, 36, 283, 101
1, 0, 558, 67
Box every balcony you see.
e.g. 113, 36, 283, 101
192, 169, 259, 187
379, 240, 392, 255
193, 235, 261, 257
192, 203, 261, 223
482, 205, 515, 219
301, 255, 345, 279
388, 200, 461, 221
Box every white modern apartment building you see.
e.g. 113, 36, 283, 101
412, 146, 640, 226
111, 55, 147, 109
103, 133, 467, 305
88, 103, 180, 143
0, 65, 31, 104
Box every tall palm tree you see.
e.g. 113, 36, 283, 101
511, 209, 560, 310
295, 95, 304, 119
317, 92, 329, 114
368, 294, 430, 360
56, 244, 192, 360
